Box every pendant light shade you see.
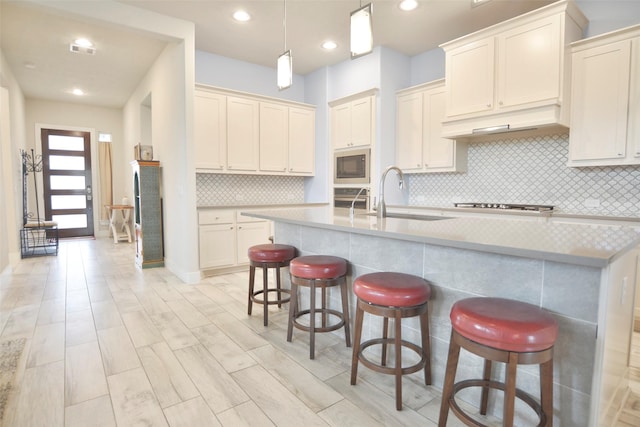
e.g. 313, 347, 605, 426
277, 50, 292, 90
277, 0, 292, 90
350, 3, 373, 58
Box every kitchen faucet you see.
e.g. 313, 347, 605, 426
377, 166, 404, 218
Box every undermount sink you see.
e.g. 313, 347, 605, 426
360, 212, 452, 221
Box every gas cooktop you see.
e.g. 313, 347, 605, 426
454, 203, 554, 212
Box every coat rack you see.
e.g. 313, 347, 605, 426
20, 149, 58, 257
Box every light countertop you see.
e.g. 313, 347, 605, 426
242, 206, 640, 268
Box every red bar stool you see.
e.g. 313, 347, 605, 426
438, 297, 559, 427
350, 272, 432, 411
288, 255, 351, 359
248, 244, 296, 326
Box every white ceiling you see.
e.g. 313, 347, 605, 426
1, 1, 634, 108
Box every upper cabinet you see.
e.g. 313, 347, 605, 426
194, 91, 226, 171
194, 85, 316, 176
396, 80, 467, 173
227, 96, 260, 172
330, 91, 376, 150
288, 106, 315, 175
440, 0, 587, 139
568, 24, 640, 167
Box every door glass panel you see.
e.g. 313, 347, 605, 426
52, 214, 87, 229
50, 175, 86, 190
49, 155, 85, 170
51, 195, 86, 210
48, 135, 85, 151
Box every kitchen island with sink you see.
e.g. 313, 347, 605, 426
243, 206, 640, 426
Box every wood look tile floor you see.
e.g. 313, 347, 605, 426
1, 238, 460, 427
7, 237, 640, 426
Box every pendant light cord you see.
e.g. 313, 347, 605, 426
283, 0, 287, 52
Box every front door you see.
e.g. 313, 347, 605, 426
41, 128, 94, 238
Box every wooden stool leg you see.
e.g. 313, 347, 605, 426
287, 282, 298, 342
381, 316, 389, 366
503, 352, 518, 427
394, 309, 403, 410
350, 300, 364, 385
248, 265, 256, 315
309, 279, 316, 359
480, 359, 492, 415
321, 285, 327, 328
340, 277, 351, 347
262, 266, 269, 326
419, 310, 431, 385
438, 331, 462, 427
540, 357, 554, 427
275, 265, 283, 308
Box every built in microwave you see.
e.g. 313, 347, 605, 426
334, 148, 370, 184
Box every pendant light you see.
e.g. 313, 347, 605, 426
277, 0, 292, 90
350, 2, 373, 59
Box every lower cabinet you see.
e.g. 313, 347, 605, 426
198, 208, 271, 272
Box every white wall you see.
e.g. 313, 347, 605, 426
195, 51, 305, 102
0, 51, 27, 273
23, 99, 124, 236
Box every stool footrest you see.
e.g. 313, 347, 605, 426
291, 308, 345, 333
450, 379, 546, 427
357, 338, 426, 377
250, 288, 291, 306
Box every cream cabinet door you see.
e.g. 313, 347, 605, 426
350, 97, 373, 148
288, 107, 315, 174
331, 103, 352, 149
259, 102, 288, 173
424, 88, 456, 170
194, 91, 226, 170
569, 39, 631, 164
396, 91, 423, 171
497, 15, 561, 110
236, 221, 270, 265
227, 96, 259, 171
199, 224, 235, 269
445, 37, 495, 117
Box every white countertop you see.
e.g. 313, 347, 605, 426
243, 206, 640, 268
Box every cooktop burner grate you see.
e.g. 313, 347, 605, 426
454, 203, 554, 212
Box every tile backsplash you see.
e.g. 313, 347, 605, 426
197, 133, 639, 217
407, 133, 640, 217
197, 173, 305, 206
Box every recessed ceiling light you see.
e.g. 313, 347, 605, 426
233, 10, 251, 22
399, 0, 418, 11
74, 38, 93, 48
322, 41, 337, 50
471, 0, 492, 7
72, 88, 84, 96
23, 62, 36, 70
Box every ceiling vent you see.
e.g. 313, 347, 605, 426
69, 43, 95, 55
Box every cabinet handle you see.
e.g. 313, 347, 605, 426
499, 101, 503, 106
487, 103, 492, 108
417, 163, 421, 167
618, 153, 624, 156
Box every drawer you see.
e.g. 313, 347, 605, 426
198, 209, 235, 225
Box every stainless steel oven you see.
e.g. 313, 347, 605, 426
334, 187, 369, 211
334, 148, 370, 184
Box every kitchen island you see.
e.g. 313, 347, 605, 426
243, 206, 640, 426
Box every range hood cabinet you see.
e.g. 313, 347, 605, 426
439, 0, 587, 140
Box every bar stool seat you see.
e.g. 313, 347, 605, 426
248, 244, 296, 326
350, 272, 432, 411
288, 255, 351, 359
439, 297, 559, 427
